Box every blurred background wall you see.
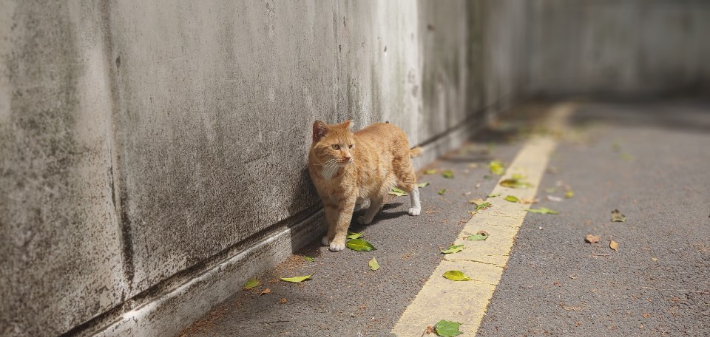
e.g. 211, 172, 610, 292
526, 0, 710, 96
0, 1, 706, 336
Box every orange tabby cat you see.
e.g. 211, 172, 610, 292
308, 120, 422, 251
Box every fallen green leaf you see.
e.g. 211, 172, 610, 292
442, 170, 454, 179
611, 209, 626, 222
243, 278, 260, 290
489, 160, 505, 175
438, 189, 447, 195
346, 239, 377, 252
346, 231, 363, 240
612, 141, 622, 152
389, 187, 408, 197
467, 231, 489, 241
504, 195, 520, 203
417, 182, 430, 188
443, 270, 471, 281
526, 207, 558, 214
500, 178, 533, 189
434, 320, 463, 337
368, 257, 379, 271
487, 193, 501, 198
303, 256, 315, 262
280, 275, 312, 283
424, 169, 438, 175
545, 187, 557, 193
564, 190, 574, 199
476, 202, 491, 211
440, 244, 464, 254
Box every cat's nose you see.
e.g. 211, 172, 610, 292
343, 155, 352, 161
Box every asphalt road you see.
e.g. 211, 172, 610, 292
179, 100, 709, 336
477, 100, 710, 336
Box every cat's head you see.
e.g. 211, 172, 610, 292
311, 120, 355, 167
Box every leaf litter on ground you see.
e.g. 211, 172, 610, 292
467, 231, 489, 241
500, 178, 533, 189
442, 170, 454, 179
610, 240, 619, 251
389, 187, 408, 197
243, 278, 260, 290
468, 198, 492, 211
346, 238, 376, 251
489, 160, 505, 175
424, 169, 438, 175
440, 244, 464, 254
368, 257, 379, 271
438, 189, 447, 195
347, 231, 363, 240
611, 209, 626, 222
526, 207, 558, 214
585, 234, 601, 244
417, 182, 430, 188
504, 195, 520, 203
303, 256, 315, 262
434, 320, 463, 337
443, 270, 471, 281
280, 275, 312, 283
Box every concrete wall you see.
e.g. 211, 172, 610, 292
0, 1, 529, 336
526, 0, 710, 96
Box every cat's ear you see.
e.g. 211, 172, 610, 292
340, 120, 353, 131
312, 120, 328, 142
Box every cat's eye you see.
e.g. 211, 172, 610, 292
331, 144, 340, 150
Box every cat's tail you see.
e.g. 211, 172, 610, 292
409, 146, 423, 158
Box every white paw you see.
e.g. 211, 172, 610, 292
408, 207, 421, 216
357, 215, 372, 225
321, 236, 330, 246
329, 241, 346, 252
360, 199, 371, 209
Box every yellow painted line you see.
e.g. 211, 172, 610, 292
391, 103, 577, 336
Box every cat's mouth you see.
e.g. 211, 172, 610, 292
337, 158, 353, 166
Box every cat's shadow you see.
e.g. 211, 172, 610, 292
349, 202, 407, 231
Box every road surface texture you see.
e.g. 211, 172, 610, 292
179, 100, 709, 336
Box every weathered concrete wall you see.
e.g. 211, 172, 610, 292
0, 2, 125, 336
0, 1, 529, 336
526, 0, 710, 96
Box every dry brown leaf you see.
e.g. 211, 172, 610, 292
642, 313, 650, 318
585, 234, 601, 244
610, 240, 619, 251
260, 288, 271, 295
560, 304, 582, 311
469, 198, 485, 205
521, 197, 538, 204
279, 298, 288, 304
651, 257, 658, 261
425, 325, 434, 334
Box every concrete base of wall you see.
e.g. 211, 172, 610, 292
78, 211, 326, 337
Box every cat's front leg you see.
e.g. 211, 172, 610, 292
322, 204, 339, 246
328, 197, 357, 251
